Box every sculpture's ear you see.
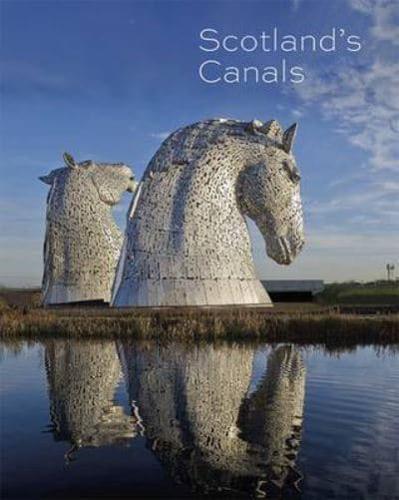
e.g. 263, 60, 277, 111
260, 120, 284, 143
39, 174, 54, 185
39, 167, 64, 186
63, 152, 77, 169
282, 123, 298, 154
246, 119, 263, 133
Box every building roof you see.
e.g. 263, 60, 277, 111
262, 280, 324, 294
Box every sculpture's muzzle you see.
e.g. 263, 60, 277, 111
127, 178, 138, 193
266, 233, 305, 265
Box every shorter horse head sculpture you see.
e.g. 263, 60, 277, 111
40, 153, 136, 305
113, 118, 305, 307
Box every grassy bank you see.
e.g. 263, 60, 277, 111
318, 280, 399, 305
1, 305, 398, 348
1, 287, 398, 348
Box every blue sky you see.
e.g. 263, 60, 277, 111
1, 0, 398, 286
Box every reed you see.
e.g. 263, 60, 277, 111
1, 306, 398, 348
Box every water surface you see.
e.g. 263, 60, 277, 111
1, 340, 398, 499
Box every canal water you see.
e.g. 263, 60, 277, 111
1, 340, 398, 499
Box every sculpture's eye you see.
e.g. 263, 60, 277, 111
129, 176, 134, 181
283, 161, 301, 183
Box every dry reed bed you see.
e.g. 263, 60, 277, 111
1, 306, 398, 347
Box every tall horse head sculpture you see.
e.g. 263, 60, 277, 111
113, 119, 304, 307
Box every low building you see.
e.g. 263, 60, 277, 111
262, 280, 324, 302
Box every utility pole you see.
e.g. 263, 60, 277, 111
386, 263, 395, 281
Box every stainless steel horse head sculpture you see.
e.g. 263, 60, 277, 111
113, 120, 304, 306
40, 153, 136, 305
113, 118, 304, 307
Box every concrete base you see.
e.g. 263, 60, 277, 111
43, 284, 111, 306
112, 278, 272, 307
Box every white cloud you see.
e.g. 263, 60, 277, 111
349, 0, 383, 14
372, 2, 399, 44
308, 229, 399, 253
306, 178, 399, 231
294, 0, 399, 172
328, 169, 368, 188
291, 0, 301, 11
295, 62, 399, 171
287, 1, 399, 280
150, 132, 171, 140
1, 60, 68, 89
291, 108, 304, 118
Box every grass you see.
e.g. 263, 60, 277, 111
318, 280, 399, 305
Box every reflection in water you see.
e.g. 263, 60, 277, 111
3, 341, 397, 499
44, 340, 136, 456
43, 339, 305, 495
238, 346, 305, 494
119, 342, 306, 497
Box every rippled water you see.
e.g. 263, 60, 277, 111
1, 340, 398, 499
